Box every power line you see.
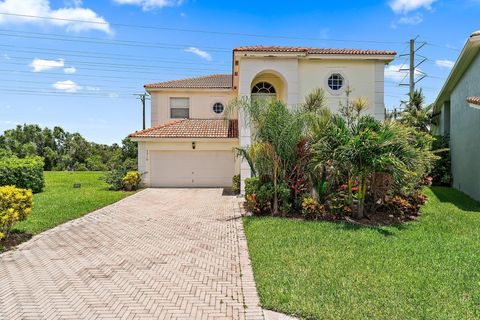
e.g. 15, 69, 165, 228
0, 12, 406, 44
0, 45, 230, 66
3, 57, 228, 73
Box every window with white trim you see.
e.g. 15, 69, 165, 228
327, 73, 344, 91
170, 97, 190, 118
212, 102, 224, 114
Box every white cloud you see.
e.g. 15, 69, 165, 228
385, 64, 423, 82
435, 59, 455, 69
184, 47, 212, 61
63, 66, 76, 74
112, 0, 183, 11
64, 0, 82, 6
0, 0, 111, 34
108, 92, 119, 98
397, 13, 423, 25
30, 58, 64, 72
2, 53, 10, 60
389, 0, 437, 13
52, 80, 82, 92
85, 86, 100, 91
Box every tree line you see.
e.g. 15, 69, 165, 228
0, 124, 137, 171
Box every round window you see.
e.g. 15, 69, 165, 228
213, 102, 224, 114
327, 73, 344, 91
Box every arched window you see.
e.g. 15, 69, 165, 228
251, 82, 276, 94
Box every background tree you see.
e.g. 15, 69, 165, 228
0, 124, 137, 171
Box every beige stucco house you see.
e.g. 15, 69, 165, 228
129, 46, 396, 192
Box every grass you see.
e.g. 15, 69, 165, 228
243, 187, 480, 320
14, 171, 134, 235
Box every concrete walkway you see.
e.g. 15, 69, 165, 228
0, 189, 264, 319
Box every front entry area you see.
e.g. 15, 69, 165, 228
149, 150, 235, 187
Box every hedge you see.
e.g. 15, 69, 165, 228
0, 156, 45, 193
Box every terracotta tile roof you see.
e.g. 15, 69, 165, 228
467, 96, 480, 105
144, 74, 232, 89
233, 46, 396, 56
129, 119, 238, 139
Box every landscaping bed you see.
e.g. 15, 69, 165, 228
0, 171, 134, 252
244, 187, 480, 319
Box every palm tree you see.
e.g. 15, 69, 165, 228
230, 98, 306, 214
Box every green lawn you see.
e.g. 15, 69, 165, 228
14, 171, 134, 235
243, 187, 480, 320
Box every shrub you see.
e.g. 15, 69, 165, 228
245, 178, 292, 215
0, 186, 33, 239
103, 167, 128, 191
122, 171, 141, 191
245, 177, 260, 196
301, 196, 325, 218
431, 135, 452, 186
0, 156, 44, 193
232, 174, 240, 195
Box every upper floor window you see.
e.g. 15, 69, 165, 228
170, 97, 189, 119
252, 82, 276, 94
327, 73, 344, 91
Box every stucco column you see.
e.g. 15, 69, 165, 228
239, 99, 251, 194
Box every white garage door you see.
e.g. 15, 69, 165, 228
149, 150, 235, 187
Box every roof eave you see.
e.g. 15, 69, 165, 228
129, 137, 239, 142
144, 87, 233, 92
434, 34, 480, 112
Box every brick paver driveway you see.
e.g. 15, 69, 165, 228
0, 189, 264, 320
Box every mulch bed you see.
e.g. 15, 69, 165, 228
243, 203, 421, 227
0, 232, 33, 253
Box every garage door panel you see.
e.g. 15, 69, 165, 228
150, 150, 235, 187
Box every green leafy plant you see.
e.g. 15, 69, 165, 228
301, 196, 325, 219
0, 185, 33, 240
103, 167, 128, 191
0, 156, 44, 193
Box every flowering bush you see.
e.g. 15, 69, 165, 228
0, 186, 33, 240
122, 171, 141, 191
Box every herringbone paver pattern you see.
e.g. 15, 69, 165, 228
0, 189, 264, 320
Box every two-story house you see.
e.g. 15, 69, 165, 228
129, 46, 396, 192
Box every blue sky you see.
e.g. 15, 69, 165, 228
0, 0, 478, 144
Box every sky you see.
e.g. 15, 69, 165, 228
0, 0, 478, 144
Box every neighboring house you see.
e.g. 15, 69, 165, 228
129, 46, 396, 191
434, 31, 480, 200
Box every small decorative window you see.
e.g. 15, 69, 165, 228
327, 73, 344, 91
213, 102, 224, 114
252, 82, 276, 94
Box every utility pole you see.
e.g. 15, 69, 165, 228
133, 93, 150, 130
409, 38, 415, 96
399, 36, 427, 95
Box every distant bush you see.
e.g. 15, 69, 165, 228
0, 186, 33, 239
0, 156, 44, 193
232, 174, 240, 195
